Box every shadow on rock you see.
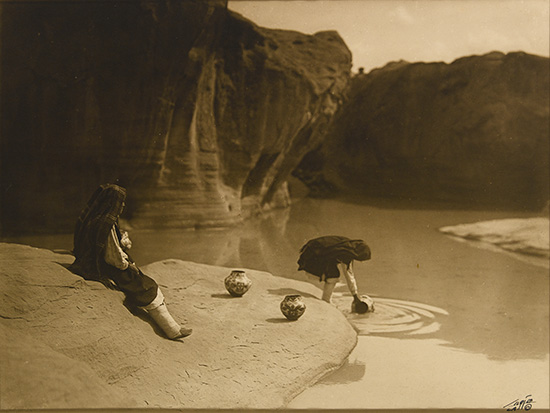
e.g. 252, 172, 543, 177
57, 261, 167, 340
122, 298, 168, 340
56, 262, 73, 270
210, 293, 239, 299
265, 317, 294, 323
267, 288, 317, 299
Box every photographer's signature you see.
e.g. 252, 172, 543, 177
503, 395, 535, 411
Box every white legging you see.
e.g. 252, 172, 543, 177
321, 277, 339, 302
321, 261, 359, 303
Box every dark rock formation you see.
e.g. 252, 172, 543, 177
297, 52, 549, 209
0, 1, 351, 234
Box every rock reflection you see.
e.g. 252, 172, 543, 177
318, 358, 366, 385
9, 198, 549, 362
131, 206, 300, 279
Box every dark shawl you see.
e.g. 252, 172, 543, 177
69, 184, 127, 287
297, 235, 371, 279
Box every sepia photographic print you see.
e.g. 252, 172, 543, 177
0, 0, 548, 411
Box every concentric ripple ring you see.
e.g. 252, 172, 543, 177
332, 294, 448, 336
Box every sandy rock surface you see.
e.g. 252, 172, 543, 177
0, 243, 356, 409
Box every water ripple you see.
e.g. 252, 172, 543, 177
332, 295, 448, 336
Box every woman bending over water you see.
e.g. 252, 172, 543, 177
69, 184, 192, 340
298, 236, 374, 312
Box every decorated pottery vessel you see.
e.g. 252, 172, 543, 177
352, 295, 375, 314
224, 270, 252, 297
280, 294, 306, 320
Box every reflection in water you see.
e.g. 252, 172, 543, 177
319, 357, 366, 385
289, 336, 550, 409
442, 234, 549, 269
2, 197, 548, 361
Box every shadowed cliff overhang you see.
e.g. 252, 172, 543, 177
0, 0, 352, 234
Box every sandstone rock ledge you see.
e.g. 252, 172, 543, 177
0, 243, 356, 410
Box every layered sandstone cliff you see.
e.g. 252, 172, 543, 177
296, 52, 549, 209
0, 0, 351, 234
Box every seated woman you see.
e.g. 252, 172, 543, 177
69, 183, 192, 340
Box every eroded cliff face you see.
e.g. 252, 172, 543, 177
297, 52, 549, 210
0, 1, 351, 234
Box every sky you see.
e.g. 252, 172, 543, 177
228, 0, 550, 73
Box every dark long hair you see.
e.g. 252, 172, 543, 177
70, 184, 126, 286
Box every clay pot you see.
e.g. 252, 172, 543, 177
224, 270, 252, 297
280, 294, 306, 320
352, 295, 375, 314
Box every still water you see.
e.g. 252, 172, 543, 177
4, 196, 549, 408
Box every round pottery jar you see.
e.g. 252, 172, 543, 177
224, 270, 252, 297
352, 295, 375, 314
280, 294, 306, 321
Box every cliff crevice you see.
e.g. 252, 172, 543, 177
0, 1, 351, 234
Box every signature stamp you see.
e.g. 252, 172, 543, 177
503, 395, 535, 411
